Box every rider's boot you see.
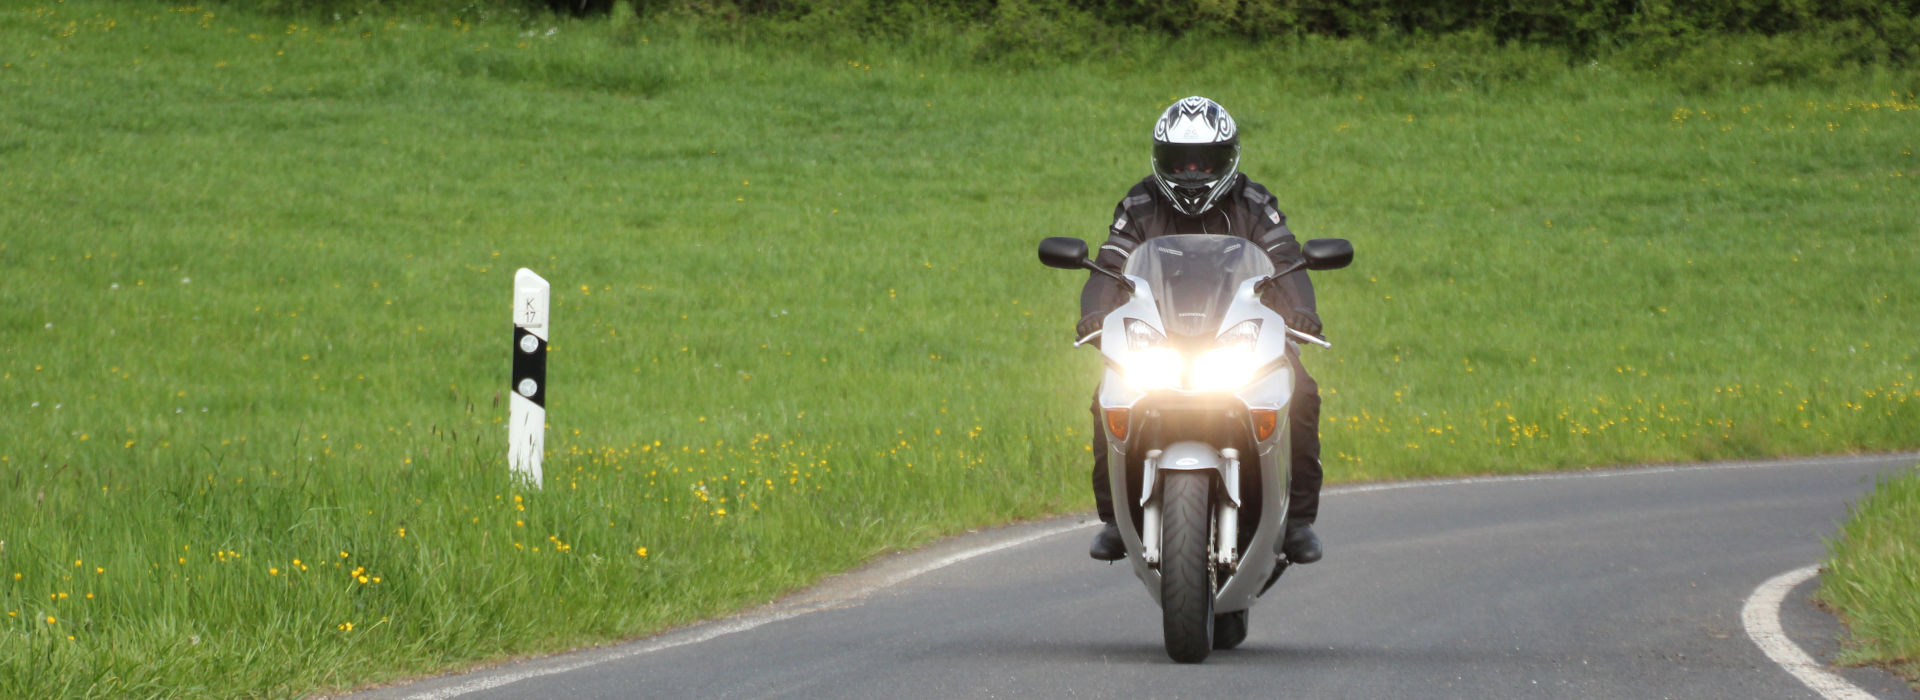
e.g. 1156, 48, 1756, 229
1089, 522, 1126, 561
1281, 518, 1322, 564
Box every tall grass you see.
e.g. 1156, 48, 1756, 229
1820, 466, 1920, 684
0, 2, 1916, 695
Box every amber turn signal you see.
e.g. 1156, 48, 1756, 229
1105, 408, 1130, 441
1251, 409, 1279, 441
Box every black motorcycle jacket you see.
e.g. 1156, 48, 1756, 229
1078, 175, 1317, 338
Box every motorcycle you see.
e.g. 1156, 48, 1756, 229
1039, 233, 1353, 663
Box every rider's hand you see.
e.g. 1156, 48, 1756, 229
1284, 309, 1323, 338
1076, 314, 1103, 345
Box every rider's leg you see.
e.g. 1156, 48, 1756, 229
1089, 388, 1124, 560
1091, 389, 1115, 523
1282, 352, 1324, 563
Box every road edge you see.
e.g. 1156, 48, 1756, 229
1742, 565, 1881, 700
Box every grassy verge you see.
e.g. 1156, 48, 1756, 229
0, 2, 1916, 696
1820, 465, 1920, 685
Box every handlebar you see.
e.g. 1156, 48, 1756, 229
1288, 328, 1331, 348
1072, 328, 1329, 349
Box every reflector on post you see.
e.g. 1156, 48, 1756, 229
510, 268, 549, 488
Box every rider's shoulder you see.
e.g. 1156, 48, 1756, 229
1236, 176, 1279, 206
1119, 177, 1159, 213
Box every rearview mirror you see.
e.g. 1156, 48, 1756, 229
1038, 237, 1090, 270
1303, 238, 1354, 271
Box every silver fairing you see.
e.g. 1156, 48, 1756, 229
1096, 251, 1297, 614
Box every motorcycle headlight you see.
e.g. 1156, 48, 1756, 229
1124, 318, 1165, 352
1190, 346, 1260, 391
1190, 321, 1263, 392
1216, 320, 1260, 353
1122, 346, 1183, 391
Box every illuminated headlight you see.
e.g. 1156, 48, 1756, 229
1192, 321, 1262, 391
1124, 318, 1164, 352
1117, 319, 1266, 392
1216, 320, 1260, 352
1122, 347, 1183, 391
1190, 347, 1261, 391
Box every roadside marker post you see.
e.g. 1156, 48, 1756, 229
510, 268, 549, 488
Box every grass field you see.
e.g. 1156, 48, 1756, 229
1, 2, 1917, 695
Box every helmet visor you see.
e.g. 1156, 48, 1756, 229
1153, 141, 1238, 190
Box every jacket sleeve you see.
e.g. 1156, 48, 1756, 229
1077, 199, 1145, 333
1253, 201, 1317, 315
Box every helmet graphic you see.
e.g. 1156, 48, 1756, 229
1151, 96, 1240, 217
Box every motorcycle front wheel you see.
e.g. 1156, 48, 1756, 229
1159, 469, 1216, 663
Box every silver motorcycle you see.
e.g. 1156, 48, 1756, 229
1040, 233, 1354, 663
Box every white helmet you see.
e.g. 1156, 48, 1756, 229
1151, 96, 1241, 217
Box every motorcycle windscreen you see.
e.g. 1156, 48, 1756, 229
1122, 235, 1275, 337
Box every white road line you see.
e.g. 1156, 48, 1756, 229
400, 609, 821, 700
1741, 565, 1881, 700
395, 520, 1088, 700
864, 520, 1090, 591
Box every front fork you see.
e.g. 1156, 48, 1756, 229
1139, 447, 1241, 575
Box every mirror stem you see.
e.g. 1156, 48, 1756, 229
1256, 261, 1308, 294
1086, 263, 1136, 294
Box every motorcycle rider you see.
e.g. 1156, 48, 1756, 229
1081, 96, 1325, 565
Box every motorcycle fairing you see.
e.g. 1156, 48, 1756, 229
1091, 235, 1302, 612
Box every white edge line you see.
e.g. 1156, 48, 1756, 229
397, 520, 1088, 700
1741, 565, 1881, 700
403, 609, 815, 700
866, 521, 1088, 591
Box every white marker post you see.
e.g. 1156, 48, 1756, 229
510, 268, 550, 488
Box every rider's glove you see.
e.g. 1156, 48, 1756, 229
1075, 313, 1104, 346
1283, 308, 1323, 338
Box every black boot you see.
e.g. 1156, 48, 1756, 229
1282, 521, 1322, 564
1089, 522, 1125, 561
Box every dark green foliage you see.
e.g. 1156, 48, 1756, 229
219, 0, 1920, 68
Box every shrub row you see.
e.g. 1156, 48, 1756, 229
236, 0, 1920, 67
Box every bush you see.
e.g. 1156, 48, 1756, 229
217, 0, 1920, 70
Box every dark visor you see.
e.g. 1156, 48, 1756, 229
1153, 142, 1236, 188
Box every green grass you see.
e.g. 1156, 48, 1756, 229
1820, 465, 1920, 685
0, 2, 1917, 696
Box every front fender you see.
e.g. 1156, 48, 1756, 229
1142, 441, 1239, 508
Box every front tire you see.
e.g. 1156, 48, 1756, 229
1160, 470, 1215, 663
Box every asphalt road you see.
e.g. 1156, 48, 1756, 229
360, 454, 1919, 700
